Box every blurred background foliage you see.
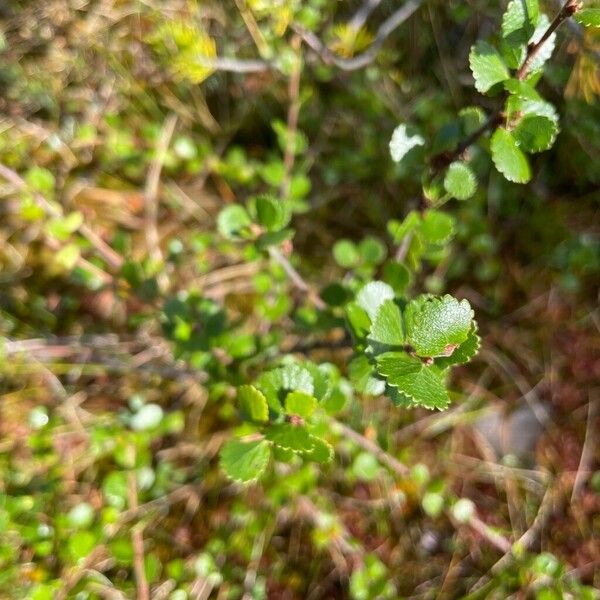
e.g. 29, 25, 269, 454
0, 0, 599, 598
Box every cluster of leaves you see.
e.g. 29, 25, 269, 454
221, 360, 351, 482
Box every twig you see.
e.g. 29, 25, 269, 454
195, 56, 271, 73
293, 0, 424, 71
144, 113, 177, 288
280, 34, 302, 200
348, 0, 383, 32
571, 394, 599, 502
127, 458, 150, 600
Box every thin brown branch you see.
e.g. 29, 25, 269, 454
128, 463, 150, 600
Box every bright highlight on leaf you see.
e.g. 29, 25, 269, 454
389, 124, 425, 163
356, 281, 395, 320
574, 9, 600, 28
501, 0, 539, 45
284, 391, 317, 419
369, 300, 405, 346
238, 385, 269, 422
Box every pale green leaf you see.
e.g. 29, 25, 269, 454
526, 14, 556, 72
469, 41, 510, 93
217, 204, 251, 239
404, 294, 474, 358
435, 322, 481, 368
238, 385, 269, 422
368, 300, 405, 346
250, 195, 290, 232
421, 210, 456, 244
389, 124, 425, 163
285, 391, 317, 418
443, 162, 477, 200
333, 239, 360, 268
220, 439, 271, 483
490, 127, 531, 183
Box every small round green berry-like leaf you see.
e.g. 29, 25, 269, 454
220, 439, 271, 483
238, 385, 269, 423
490, 127, 531, 183
333, 239, 360, 268
285, 391, 317, 419
421, 210, 456, 244
443, 162, 477, 200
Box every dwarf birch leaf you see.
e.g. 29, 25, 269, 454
265, 423, 314, 453
405, 295, 474, 358
369, 300, 405, 346
574, 9, 600, 28
469, 41, 510, 93
502, 0, 539, 46
435, 322, 481, 368
285, 391, 317, 419
389, 124, 425, 163
220, 439, 271, 483
238, 385, 269, 422
376, 352, 450, 410
444, 162, 477, 200
356, 281, 395, 321
490, 127, 531, 183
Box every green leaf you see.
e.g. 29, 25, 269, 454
304, 436, 334, 463
383, 261, 411, 294
356, 281, 395, 320
217, 204, 251, 240
389, 124, 425, 163
333, 239, 360, 268
443, 162, 477, 200
404, 295, 474, 358
256, 228, 294, 250
574, 8, 600, 28
459, 107, 487, 135
469, 41, 510, 93
502, 0, 539, 46
435, 322, 481, 368
490, 127, 531, 183
265, 423, 314, 453
346, 302, 372, 339
257, 364, 314, 412
238, 385, 269, 422
251, 195, 291, 231
358, 236, 387, 265
368, 300, 405, 346
348, 355, 386, 396
421, 210, 456, 244
526, 14, 556, 72
376, 352, 450, 410
285, 391, 317, 418
510, 98, 559, 153
220, 439, 271, 483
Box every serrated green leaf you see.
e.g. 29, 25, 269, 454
386, 385, 416, 408
421, 210, 456, 244
356, 281, 395, 321
574, 8, 600, 28
348, 355, 386, 396
238, 385, 269, 422
405, 294, 474, 358
285, 391, 317, 418
376, 352, 450, 410
502, 0, 539, 46
435, 322, 481, 368
265, 423, 314, 453
389, 124, 425, 163
513, 114, 558, 153
333, 239, 360, 268
490, 127, 531, 183
368, 300, 404, 346
459, 107, 487, 135
469, 41, 510, 94
443, 162, 477, 200
220, 439, 271, 482
217, 204, 251, 240
251, 195, 290, 231
304, 435, 334, 463
256, 364, 314, 413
